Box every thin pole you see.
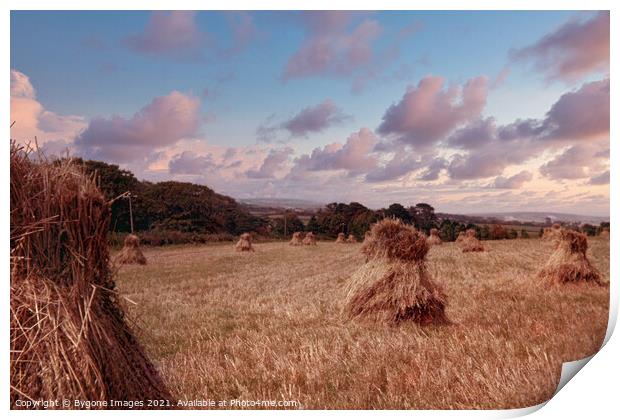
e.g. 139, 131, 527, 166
128, 194, 134, 233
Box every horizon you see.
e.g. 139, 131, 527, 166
10, 10, 610, 217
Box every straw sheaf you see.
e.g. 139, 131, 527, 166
10, 144, 171, 407
362, 218, 428, 262
537, 228, 604, 286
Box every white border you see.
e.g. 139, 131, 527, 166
3, 1, 617, 419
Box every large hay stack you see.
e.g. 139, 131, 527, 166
538, 228, 603, 286
344, 218, 449, 326
10, 145, 171, 408
346, 234, 358, 243
289, 231, 304, 246
235, 232, 255, 252
427, 228, 442, 246
116, 234, 147, 265
303, 232, 317, 246
460, 229, 484, 253
335, 232, 346, 243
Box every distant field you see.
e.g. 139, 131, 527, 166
116, 238, 609, 409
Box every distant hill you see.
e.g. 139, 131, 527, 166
465, 211, 609, 225
239, 197, 324, 211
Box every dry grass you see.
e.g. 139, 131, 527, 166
335, 233, 346, 243
116, 238, 609, 409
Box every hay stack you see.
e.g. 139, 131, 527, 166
456, 231, 466, 243
344, 218, 449, 326
600, 228, 610, 239
235, 232, 255, 252
302, 232, 317, 246
427, 228, 442, 246
347, 234, 358, 243
289, 231, 304, 246
10, 144, 171, 408
460, 229, 484, 253
542, 223, 562, 241
335, 232, 346, 243
116, 234, 147, 265
538, 228, 603, 286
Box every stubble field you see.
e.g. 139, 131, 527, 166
115, 237, 609, 409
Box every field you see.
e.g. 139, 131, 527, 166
116, 237, 609, 409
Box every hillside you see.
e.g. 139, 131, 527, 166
75, 159, 267, 235
467, 211, 609, 225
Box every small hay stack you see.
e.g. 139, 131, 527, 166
460, 229, 484, 253
335, 232, 346, 243
344, 218, 449, 326
347, 234, 358, 243
116, 233, 147, 265
538, 228, 603, 286
302, 232, 317, 246
542, 223, 562, 242
10, 144, 171, 408
289, 231, 304, 246
235, 232, 255, 252
427, 228, 442, 246
455, 231, 466, 243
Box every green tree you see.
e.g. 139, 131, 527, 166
306, 215, 320, 233
410, 203, 436, 233
581, 224, 597, 236
385, 203, 412, 224
272, 212, 305, 237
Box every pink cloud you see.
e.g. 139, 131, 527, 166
291, 127, 378, 176
10, 69, 86, 149
168, 151, 217, 175
74, 91, 201, 162
377, 75, 488, 148
246, 147, 294, 179
365, 150, 427, 183
542, 78, 609, 141
589, 170, 609, 185
489, 171, 533, 189
282, 100, 349, 137
282, 12, 381, 80
512, 11, 609, 82
539, 143, 608, 181
125, 11, 204, 56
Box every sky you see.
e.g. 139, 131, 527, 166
10, 10, 610, 216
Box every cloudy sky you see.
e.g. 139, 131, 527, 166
10, 10, 609, 215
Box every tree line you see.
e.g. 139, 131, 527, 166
74, 158, 609, 244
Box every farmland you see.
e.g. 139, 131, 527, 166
116, 237, 609, 409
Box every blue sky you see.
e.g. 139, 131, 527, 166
10, 11, 610, 215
